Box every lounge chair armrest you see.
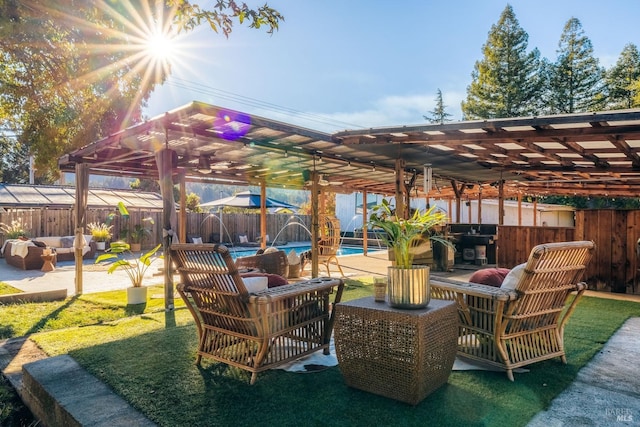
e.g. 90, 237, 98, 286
431, 277, 517, 301
249, 277, 343, 304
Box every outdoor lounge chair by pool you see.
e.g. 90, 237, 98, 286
431, 240, 595, 381
169, 243, 344, 384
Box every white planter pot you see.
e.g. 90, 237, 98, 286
387, 265, 430, 309
127, 286, 147, 305
96, 241, 106, 251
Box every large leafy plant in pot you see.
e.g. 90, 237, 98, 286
95, 242, 162, 304
369, 200, 451, 308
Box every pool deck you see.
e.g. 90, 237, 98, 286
0, 247, 471, 296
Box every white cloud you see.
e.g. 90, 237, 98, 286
295, 90, 467, 132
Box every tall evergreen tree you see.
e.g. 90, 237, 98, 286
461, 5, 543, 119
423, 89, 453, 123
605, 43, 640, 109
546, 18, 605, 113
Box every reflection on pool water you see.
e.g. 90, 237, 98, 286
228, 244, 385, 260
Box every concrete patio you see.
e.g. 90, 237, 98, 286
1, 252, 639, 426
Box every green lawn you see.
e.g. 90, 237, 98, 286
2, 280, 640, 426
0, 282, 21, 296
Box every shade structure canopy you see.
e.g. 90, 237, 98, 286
200, 191, 298, 210
58, 102, 640, 199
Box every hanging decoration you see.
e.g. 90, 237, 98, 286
423, 164, 432, 195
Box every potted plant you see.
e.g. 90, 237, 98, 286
87, 222, 113, 251
368, 199, 451, 309
126, 224, 152, 252
0, 220, 28, 239
95, 242, 162, 304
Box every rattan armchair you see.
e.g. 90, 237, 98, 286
317, 215, 345, 277
431, 240, 595, 381
169, 243, 344, 384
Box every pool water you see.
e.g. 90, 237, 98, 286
228, 244, 384, 259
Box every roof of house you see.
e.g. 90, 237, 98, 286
0, 184, 164, 210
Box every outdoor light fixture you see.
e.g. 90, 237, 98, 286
197, 155, 212, 174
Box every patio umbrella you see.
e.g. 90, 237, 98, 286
200, 191, 298, 210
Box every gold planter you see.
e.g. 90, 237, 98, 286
387, 265, 430, 309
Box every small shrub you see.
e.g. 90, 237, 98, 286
0, 220, 28, 239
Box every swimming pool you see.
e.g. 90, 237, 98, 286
228, 244, 385, 259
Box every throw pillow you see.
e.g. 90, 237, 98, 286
192, 237, 203, 244
263, 247, 279, 254
241, 272, 288, 288
60, 236, 74, 248
242, 276, 269, 293
239, 235, 249, 244
31, 240, 47, 248
468, 268, 511, 288
501, 263, 527, 290
287, 249, 300, 265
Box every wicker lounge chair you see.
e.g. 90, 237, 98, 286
169, 243, 344, 384
431, 240, 595, 381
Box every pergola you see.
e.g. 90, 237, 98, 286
58, 102, 640, 308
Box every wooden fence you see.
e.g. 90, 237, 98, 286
498, 209, 640, 294
3, 207, 639, 294
0, 209, 312, 249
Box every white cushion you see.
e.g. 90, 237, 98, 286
287, 249, 300, 265
84, 235, 93, 245
239, 235, 249, 244
500, 263, 526, 290
37, 236, 61, 247
55, 247, 74, 255
242, 276, 268, 293
192, 237, 203, 244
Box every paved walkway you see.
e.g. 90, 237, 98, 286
1, 252, 640, 426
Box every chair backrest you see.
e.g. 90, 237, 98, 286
169, 243, 253, 316
318, 216, 341, 257
511, 240, 595, 317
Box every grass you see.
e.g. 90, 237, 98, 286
2, 279, 640, 426
0, 285, 184, 339
0, 282, 21, 296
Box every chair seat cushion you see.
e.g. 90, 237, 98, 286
468, 268, 511, 287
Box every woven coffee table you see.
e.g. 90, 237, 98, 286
334, 297, 458, 405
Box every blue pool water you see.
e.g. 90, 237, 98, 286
228, 244, 384, 259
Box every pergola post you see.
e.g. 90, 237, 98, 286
74, 163, 89, 295
394, 159, 408, 219
310, 170, 319, 277
179, 172, 186, 243
260, 181, 267, 249
362, 191, 368, 256
157, 148, 175, 311
498, 179, 505, 226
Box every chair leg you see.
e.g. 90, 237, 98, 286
506, 369, 514, 381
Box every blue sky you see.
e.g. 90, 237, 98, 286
144, 0, 640, 133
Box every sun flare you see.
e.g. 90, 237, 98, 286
145, 30, 176, 61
